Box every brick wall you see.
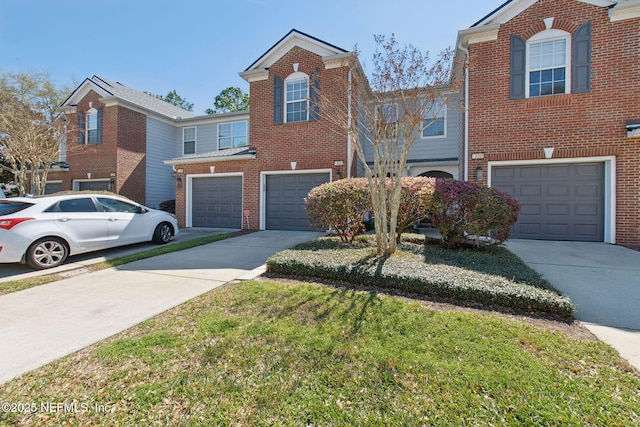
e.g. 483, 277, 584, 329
50, 90, 148, 204
175, 46, 354, 229
467, 0, 640, 247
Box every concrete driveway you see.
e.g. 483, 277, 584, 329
506, 239, 640, 370
0, 230, 321, 384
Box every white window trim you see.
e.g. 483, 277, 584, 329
421, 101, 447, 139
182, 126, 197, 156
284, 71, 309, 123
217, 120, 248, 150
85, 107, 97, 145
525, 29, 572, 98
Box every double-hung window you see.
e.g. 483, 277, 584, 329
183, 127, 196, 155
86, 109, 99, 144
218, 121, 248, 149
528, 35, 569, 97
285, 74, 308, 123
422, 101, 446, 138
374, 103, 398, 140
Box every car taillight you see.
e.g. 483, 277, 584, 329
0, 218, 35, 230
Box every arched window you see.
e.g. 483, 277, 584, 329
85, 107, 99, 144
527, 29, 571, 97
284, 71, 308, 123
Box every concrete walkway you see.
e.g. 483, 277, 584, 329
0, 230, 321, 384
506, 239, 640, 371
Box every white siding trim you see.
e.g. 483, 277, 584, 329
487, 156, 616, 244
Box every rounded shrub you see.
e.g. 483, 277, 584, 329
305, 178, 371, 243
429, 179, 521, 247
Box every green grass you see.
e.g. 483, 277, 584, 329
267, 235, 573, 318
1, 280, 638, 426
0, 233, 230, 296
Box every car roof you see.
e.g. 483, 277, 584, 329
10, 193, 135, 203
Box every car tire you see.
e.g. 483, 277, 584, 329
26, 237, 69, 269
152, 222, 173, 244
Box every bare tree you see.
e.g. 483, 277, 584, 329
320, 35, 458, 255
0, 72, 71, 195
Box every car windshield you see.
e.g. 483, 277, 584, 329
0, 201, 33, 216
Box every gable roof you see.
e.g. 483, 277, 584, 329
61, 76, 196, 120
471, 0, 637, 27
240, 29, 350, 82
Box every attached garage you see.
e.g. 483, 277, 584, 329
191, 175, 242, 228
77, 180, 110, 191
265, 172, 330, 231
491, 162, 605, 241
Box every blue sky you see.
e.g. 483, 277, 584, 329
0, 0, 499, 114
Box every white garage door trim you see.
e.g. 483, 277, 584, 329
186, 172, 243, 228
259, 169, 333, 230
488, 156, 616, 244
73, 178, 111, 191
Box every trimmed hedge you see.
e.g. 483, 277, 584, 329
266, 237, 574, 319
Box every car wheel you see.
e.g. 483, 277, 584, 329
26, 237, 69, 269
152, 222, 173, 244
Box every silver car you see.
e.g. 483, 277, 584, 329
0, 193, 179, 269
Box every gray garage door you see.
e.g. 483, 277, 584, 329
44, 182, 63, 194
266, 173, 330, 231
492, 163, 604, 241
78, 180, 110, 191
192, 176, 242, 228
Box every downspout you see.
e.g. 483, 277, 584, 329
458, 43, 470, 182
347, 69, 353, 177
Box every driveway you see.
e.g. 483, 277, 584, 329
506, 239, 640, 370
0, 230, 322, 384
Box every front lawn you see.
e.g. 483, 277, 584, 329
0, 280, 637, 426
267, 235, 573, 319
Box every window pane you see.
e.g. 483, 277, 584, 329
554, 68, 565, 80
58, 198, 97, 213
87, 113, 97, 129
530, 84, 540, 97
184, 141, 195, 155
541, 69, 553, 83
540, 82, 553, 95
219, 137, 231, 149
423, 117, 445, 137
530, 71, 541, 84
183, 127, 195, 141
87, 129, 99, 144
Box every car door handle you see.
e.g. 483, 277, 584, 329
108, 218, 118, 221
59, 217, 70, 222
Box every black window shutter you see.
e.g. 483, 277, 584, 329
510, 34, 526, 100
96, 106, 103, 144
273, 75, 283, 124
77, 110, 85, 145
572, 22, 592, 93
309, 68, 320, 121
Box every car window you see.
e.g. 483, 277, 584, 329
97, 197, 141, 213
0, 201, 33, 216
55, 198, 98, 213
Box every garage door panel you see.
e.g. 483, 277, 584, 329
520, 167, 542, 178
266, 173, 330, 231
547, 204, 569, 215
192, 176, 242, 228
492, 163, 604, 241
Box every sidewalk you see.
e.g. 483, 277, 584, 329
505, 239, 640, 371
0, 230, 321, 384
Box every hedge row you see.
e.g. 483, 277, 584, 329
266, 239, 574, 319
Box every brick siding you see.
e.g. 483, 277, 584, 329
467, 0, 640, 247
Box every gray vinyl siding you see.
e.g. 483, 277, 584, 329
360, 93, 462, 168
146, 117, 178, 209
175, 118, 250, 157
409, 93, 462, 161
